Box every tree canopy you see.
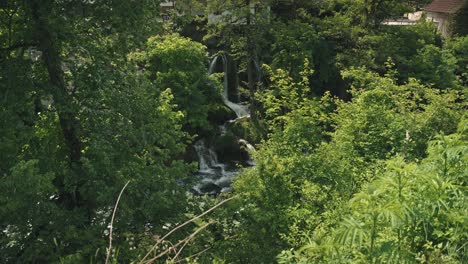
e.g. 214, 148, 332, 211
0, 0, 466, 263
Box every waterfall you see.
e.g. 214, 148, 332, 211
239, 139, 256, 166
208, 55, 220, 75
191, 54, 256, 195
192, 140, 236, 195
211, 54, 250, 118
253, 58, 263, 84
194, 140, 220, 174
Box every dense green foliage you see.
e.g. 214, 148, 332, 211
130, 33, 220, 133
278, 126, 467, 263
209, 67, 464, 263
0, 1, 195, 262
1, 0, 466, 263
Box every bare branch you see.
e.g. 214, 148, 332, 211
145, 221, 214, 264
174, 246, 212, 264
172, 222, 208, 262
139, 195, 237, 263
105, 180, 131, 264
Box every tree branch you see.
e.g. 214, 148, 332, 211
105, 181, 131, 264
145, 221, 214, 264
0, 42, 37, 52
139, 196, 237, 263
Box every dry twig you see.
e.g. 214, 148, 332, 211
146, 221, 214, 264
105, 180, 131, 264
139, 196, 237, 263
174, 247, 212, 264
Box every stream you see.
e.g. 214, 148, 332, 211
191, 54, 255, 195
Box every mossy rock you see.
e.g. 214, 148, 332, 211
191, 182, 222, 196
211, 133, 253, 167
212, 133, 243, 164
182, 143, 198, 164
208, 104, 236, 125
226, 116, 265, 144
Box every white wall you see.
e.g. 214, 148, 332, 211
426, 12, 451, 37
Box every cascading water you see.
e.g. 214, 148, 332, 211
238, 139, 256, 166
192, 54, 256, 195
192, 140, 236, 194
209, 54, 249, 118
253, 59, 262, 82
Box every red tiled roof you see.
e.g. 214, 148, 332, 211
425, 0, 466, 14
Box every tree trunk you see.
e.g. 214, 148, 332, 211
30, 0, 82, 208
246, 0, 257, 123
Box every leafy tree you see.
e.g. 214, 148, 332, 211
445, 36, 468, 86
282, 121, 467, 263
408, 44, 459, 89
339, 0, 411, 28
204, 0, 272, 122
268, 17, 337, 92
357, 21, 441, 80
0, 1, 193, 262
207, 66, 347, 262
256, 60, 314, 128
452, 1, 468, 36
1, 1, 466, 263
339, 67, 462, 161
130, 33, 220, 133
213, 64, 463, 263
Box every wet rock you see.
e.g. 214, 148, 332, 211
226, 116, 263, 144
208, 104, 236, 125
213, 134, 243, 164
192, 182, 222, 195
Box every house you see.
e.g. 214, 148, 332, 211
382, 12, 421, 26
159, 1, 204, 22
207, 3, 270, 25
158, 1, 269, 25
160, 1, 175, 22
425, 0, 466, 36
382, 0, 466, 37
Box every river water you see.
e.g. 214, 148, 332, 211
191, 55, 255, 195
